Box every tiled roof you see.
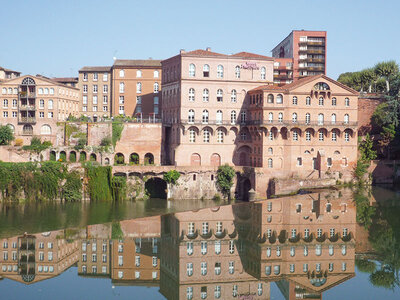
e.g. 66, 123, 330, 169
231, 52, 274, 60
113, 59, 162, 67
0, 66, 20, 73
79, 66, 111, 72
250, 84, 286, 92
52, 77, 78, 83
184, 49, 226, 57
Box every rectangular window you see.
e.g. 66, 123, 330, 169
93, 85, 98, 93
215, 241, 221, 254
201, 241, 207, 255
48, 112, 53, 118
93, 96, 98, 104
83, 73, 88, 81
93, 73, 98, 81
103, 73, 108, 81
103, 95, 108, 104
136, 96, 142, 104
118, 255, 123, 266
135, 255, 140, 267
103, 85, 108, 93
187, 242, 193, 255
83, 95, 88, 104
83, 85, 88, 93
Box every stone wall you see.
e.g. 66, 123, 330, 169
269, 177, 336, 196
358, 95, 384, 135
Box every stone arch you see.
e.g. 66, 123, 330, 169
305, 127, 316, 137
210, 153, 221, 167
129, 153, 139, 165
114, 153, 125, 165
144, 153, 154, 165
190, 153, 201, 166
80, 151, 87, 162
69, 151, 77, 162
59, 151, 67, 162
50, 150, 56, 161
202, 126, 214, 136
90, 153, 97, 162
229, 127, 238, 137
216, 126, 228, 135
188, 126, 200, 135
7, 124, 15, 133
104, 157, 110, 165
290, 127, 302, 137
235, 145, 251, 166
280, 127, 288, 139
344, 128, 354, 137
145, 177, 167, 199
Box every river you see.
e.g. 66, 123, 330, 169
0, 186, 400, 299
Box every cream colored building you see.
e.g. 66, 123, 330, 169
0, 75, 79, 145
78, 66, 111, 120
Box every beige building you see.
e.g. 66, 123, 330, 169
111, 59, 162, 119
0, 75, 79, 145
161, 48, 275, 166
78, 66, 112, 121
0, 66, 20, 81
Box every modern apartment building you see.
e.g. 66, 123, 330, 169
161, 48, 274, 165
111, 59, 162, 119
78, 66, 112, 120
0, 75, 80, 144
272, 30, 327, 85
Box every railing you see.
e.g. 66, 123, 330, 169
19, 92, 36, 98
245, 120, 357, 127
19, 117, 36, 124
20, 105, 36, 110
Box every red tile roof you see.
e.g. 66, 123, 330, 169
231, 52, 274, 60
184, 49, 226, 57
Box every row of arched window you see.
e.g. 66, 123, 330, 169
189, 128, 225, 143
264, 112, 350, 125
262, 94, 350, 106
188, 64, 267, 80
187, 110, 246, 125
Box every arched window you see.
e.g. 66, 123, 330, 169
267, 94, 274, 103
3, 99, 8, 108
345, 98, 350, 107
119, 69, 125, 77
344, 114, 349, 124
203, 89, 209, 102
188, 109, 195, 123
189, 88, 195, 101
305, 113, 310, 124
261, 67, 266, 80
319, 97, 324, 106
153, 82, 159, 93
332, 97, 337, 106
12, 99, 17, 108
240, 111, 246, 124
306, 96, 311, 105
278, 112, 283, 123
189, 129, 196, 143
203, 129, 210, 143
292, 113, 297, 123
203, 64, 210, 77
217, 65, 224, 78
38, 88, 43, 95
235, 66, 240, 79
119, 82, 125, 93
231, 111, 236, 124
48, 99, 53, 109
217, 129, 224, 143
318, 113, 324, 125
268, 147, 273, 154
306, 130, 311, 141
154, 70, 159, 78
268, 158, 273, 168
7, 124, 14, 133
217, 89, 223, 102
331, 114, 336, 124
40, 124, 52, 135
231, 89, 237, 102
136, 70, 142, 77
44, 88, 49, 95
276, 94, 283, 104
268, 112, 273, 123
189, 64, 196, 77
216, 110, 223, 124
202, 110, 209, 124
319, 130, 324, 141
292, 96, 298, 105
136, 82, 142, 93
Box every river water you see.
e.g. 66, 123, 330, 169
0, 187, 400, 299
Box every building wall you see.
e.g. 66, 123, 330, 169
78, 69, 111, 119
111, 65, 161, 118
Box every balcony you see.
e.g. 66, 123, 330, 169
274, 73, 291, 79
20, 105, 36, 110
19, 117, 36, 124
19, 92, 36, 98
245, 120, 357, 128
306, 49, 325, 54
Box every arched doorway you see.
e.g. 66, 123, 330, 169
145, 177, 167, 199
210, 153, 221, 167
190, 153, 201, 166
242, 178, 251, 202
90, 153, 97, 162
80, 151, 87, 162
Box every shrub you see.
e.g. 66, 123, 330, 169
22, 137, 52, 154
129, 153, 139, 165
74, 138, 87, 151
69, 152, 77, 162
100, 136, 112, 147
14, 138, 23, 147
0, 125, 14, 145
112, 122, 124, 147
163, 170, 180, 185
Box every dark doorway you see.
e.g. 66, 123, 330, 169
242, 178, 251, 202
145, 177, 167, 199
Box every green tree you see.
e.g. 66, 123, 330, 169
359, 134, 377, 161
216, 164, 235, 199
163, 170, 181, 185
360, 68, 378, 93
0, 125, 14, 145
375, 61, 399, 92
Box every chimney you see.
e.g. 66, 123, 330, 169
180, 49, 185, 54
206, 47, 211, 52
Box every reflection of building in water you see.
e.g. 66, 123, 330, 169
78, 224, 111, 277
0, 230, 79, 284
110, 216, 161, 285
239, 190, 356, 299
160, 205, 269, 300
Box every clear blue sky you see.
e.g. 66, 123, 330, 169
1, 0, 399, 79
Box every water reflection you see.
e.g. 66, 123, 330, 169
0, 188, 392, 299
